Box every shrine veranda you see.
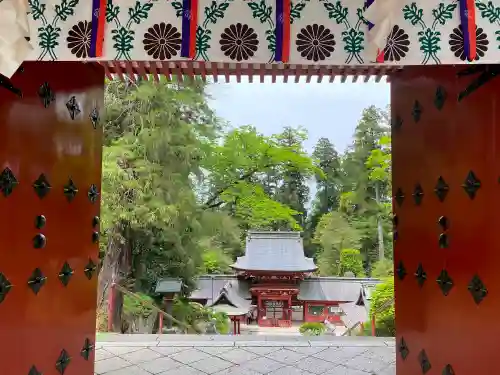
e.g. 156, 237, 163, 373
0, 0, 498, 374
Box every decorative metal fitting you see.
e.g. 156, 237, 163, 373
468, 274, 488, 305
434, 177, 449, 202
33, 174, 51, 199
437, 270, 454, 296
0, 167, 18, 197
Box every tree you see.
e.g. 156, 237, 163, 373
339, 249, 366, 277
304, 137, 343, 257
312, 137, 343, 213
202, 126, 317, 232
366, 134, 392, 261
272, 126, 311, 228
314, 212, 361, 275
100, 78, 222, 329
370, 277, 395, 336
340, 105, 391, 267
371, 259, 394, 278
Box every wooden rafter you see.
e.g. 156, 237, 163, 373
99, 61, 400, 83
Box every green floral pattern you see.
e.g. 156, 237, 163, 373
106, 0, 159, 60
475, 0, 500, 49
28, 0, 80, 60
402, 1, 458, 64
23, 0, 500, 65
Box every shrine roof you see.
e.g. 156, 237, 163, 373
339, 284, 377, 327
210, 280, 252, 312
297, 278, 380, 302
154, 279, 183, 293
189, 275, 251, 305
231, 231, 317, 273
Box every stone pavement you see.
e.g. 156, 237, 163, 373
95, 335, 396, 375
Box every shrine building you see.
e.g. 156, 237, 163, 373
156, 231, 380, 329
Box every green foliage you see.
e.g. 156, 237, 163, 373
299, 322, 327, 336
371, 259, 394, 278
102, 78, 319, 326
339, 249, 365, 277
360, 318, 394, 337
370, 278, 395, 336
304, 137, 342, 257
339, 106, 392, 265
171, 298, 229, 333
212, 312, 230, 334
204, 125, 316, 231
315, 212, 361, 275
101, 78, 393, 331
201, 248, 232, 274
172, 299, 211, 327
366, 135, 391, 183
102, 78, 218, 292
123, 292, 155, 318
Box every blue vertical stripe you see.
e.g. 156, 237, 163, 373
275, 0, 284, 62
459, 0, 471, 59
365, 0, 375, 30
181, 0, 192, 57
90, 0, 101, 57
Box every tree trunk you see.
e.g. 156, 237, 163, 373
375, 182, 385, 260
96, 222, 132, 332
112, 290, 124, 332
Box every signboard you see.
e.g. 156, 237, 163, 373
264, 300, 284, 308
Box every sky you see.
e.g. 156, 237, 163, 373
207, 78, 390, 154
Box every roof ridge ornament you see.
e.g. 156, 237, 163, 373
0, 0, 33, 78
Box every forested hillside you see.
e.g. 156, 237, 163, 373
99, 78, 393, 312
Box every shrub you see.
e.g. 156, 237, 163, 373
299, 322, 326, 336
212, 311, 230, 334
359, 318, 394, 337
339, 249, 366, 277
369, 277, 395, 336
371, 259, 394, 278
123, 293, 155, 318
172, 297, 231, 334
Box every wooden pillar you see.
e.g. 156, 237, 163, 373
158, 312, 163, 333
107, 283, 115, 332
392, 65, 499, 375
0, 62, 103, 375
371, 314, 376, 337
163, 293, 175, 329
257, 293, 262, 324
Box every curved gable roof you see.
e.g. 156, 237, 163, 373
231, 231, 317, 272
210, 281, 251, 310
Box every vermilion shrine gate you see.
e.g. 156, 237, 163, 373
0, 0, 498, 374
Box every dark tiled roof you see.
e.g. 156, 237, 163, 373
298, 277, 381, 302
339, 284, 378, 327
187, 275, 380, 306
189, 275, 251, 305
231, 231, 317, 272
154, 279, 183, 293
210, 280, 252, 311
339, 302, 369, 327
